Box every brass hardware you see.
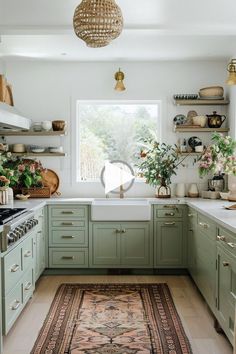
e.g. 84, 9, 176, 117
227, 59, 236, 85
11, 300, 20, 310
164, 222, 176, 225
199, 222, 209, 229
217, 235, 226, 241
10, 264, 20, 273
223, 261, 230, 267
188, 213, 193, 217
24, 250, 32, 258
227, 242, 236, 248
37, 230, 42, 234
165, 212, 174, 216
116, 229, 121, 233
163, 205, 176, 209
115, 69, 126, 91
121, 229, 126, 233
25, 282, 32, 291
62, 222, 74, 226
61, 211, 74, 214
61, 235, 75, 239
62, 256, 74, 260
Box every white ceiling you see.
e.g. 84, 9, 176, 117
1, 0, 236, 61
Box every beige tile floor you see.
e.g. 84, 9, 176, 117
3, 275, 233, 354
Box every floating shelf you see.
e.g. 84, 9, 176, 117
11, 152, 66, 157
0, 130, 66, 136
174, 99, 229, 106
174, 127, 229, 133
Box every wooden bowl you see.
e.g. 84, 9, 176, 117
52, 120, 65, 131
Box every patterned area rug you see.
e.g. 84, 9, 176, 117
31, 283, 192, 354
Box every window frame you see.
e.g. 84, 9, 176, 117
73, 99, 162, 184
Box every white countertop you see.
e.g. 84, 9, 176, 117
1, 197, 236, 234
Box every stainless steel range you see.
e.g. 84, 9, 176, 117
0, 208, 38, 252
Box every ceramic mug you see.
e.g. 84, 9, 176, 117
195, 145, 203, 152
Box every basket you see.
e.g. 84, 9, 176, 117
21, 187, 51, 198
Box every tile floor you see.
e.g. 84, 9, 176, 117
2, 275, 234, 354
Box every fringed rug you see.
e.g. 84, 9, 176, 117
31, 283, 192, 354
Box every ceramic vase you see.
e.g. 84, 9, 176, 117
0, 187, 9, 205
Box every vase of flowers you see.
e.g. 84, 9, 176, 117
137, 133, 189, 198
0, 175, 10, 204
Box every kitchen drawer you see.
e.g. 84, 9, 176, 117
22, 268, 34, 304
217, 226, 236, 257
197, 214, 216, 241
3, 281, 23, 334
49, 248, 89, 268
156, 208, 183, 219
50, 206, 88, 219
51, 220, 86, 228
188, 207, 198, 229
50, 229, 88, 247
2, 245, 23, 295
22, 235, 34, 271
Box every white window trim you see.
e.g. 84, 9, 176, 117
71, 99, 162, 185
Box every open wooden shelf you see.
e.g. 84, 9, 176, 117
11, 152, 66, 157
0, 130, 66, 136
174, 99, 229, 106
174, 126, 229, 133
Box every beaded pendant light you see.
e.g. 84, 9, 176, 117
73, 0, 123, 48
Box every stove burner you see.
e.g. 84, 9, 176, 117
0, 208, 27, 225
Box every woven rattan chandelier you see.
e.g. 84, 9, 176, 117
73, 0, 123, 48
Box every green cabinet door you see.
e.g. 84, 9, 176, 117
155, 221, 183, 267
121, 223, 152, 267
217, 246, 236, 345
90, 223, 121, 267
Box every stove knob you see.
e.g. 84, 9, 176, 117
33, 219, 38, 227
8, 232, 15, 244
12, 230, 19, 241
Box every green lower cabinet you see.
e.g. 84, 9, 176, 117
216, 245, 236, 345
154, 221, 184, 267
90, 222, 152, 268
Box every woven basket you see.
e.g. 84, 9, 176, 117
22, 187, 51, 198
73, 0, 123, 48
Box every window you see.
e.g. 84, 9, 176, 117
77, 101, 161, 181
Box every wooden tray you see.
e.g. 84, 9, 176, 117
0, 75, 14, 106
41, 169, 60, 195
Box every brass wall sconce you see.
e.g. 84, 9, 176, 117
226, 59, 236, 85
114, 68, 126, 91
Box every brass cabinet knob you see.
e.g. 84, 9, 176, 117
223, 261, 230, 267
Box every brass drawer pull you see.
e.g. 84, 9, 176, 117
199, 222, 209, 229
62, 256, 74, 260
121, 229, 126, 233
62, 222, 74, 226
25, 282, 32, 291
164, 222, 176, 226
165, 212, 174, 216
61, 235, 75, 239
163, 205, 176, 209
116, 229, 121, 233
61, 211, 74, 214
217, 235, 226, 241
24, 250, 32, 258
227, 242, 236, 248
11, 300, 20, 311
223, 261, 230, 267
10, 264, 20, 273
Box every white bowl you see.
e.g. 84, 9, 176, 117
31, 148, 45, 153
219, 192, 229, 200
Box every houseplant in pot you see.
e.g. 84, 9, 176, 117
137, 133, 188, 198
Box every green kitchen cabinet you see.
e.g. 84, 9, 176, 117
154, 205, 186, 268
187, 207, 198, 278
90, 222, 152, 268
34, 208, 46, 281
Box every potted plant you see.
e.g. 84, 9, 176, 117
137, 133, 188, 198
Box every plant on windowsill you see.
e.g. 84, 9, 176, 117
137, 132, 190, 198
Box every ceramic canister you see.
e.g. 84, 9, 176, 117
175, 183, 185, 197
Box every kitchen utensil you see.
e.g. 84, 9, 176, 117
41, 121, 52, 131
41, 169, 60, 195
199, 86, 224, 98
206, 111, 226, 128
173, 114, 187, 125
208, 175, 225, 192
192, 115, 207, 127
52, 120, 65, 131
12, 143, 26, 153
188, 183, 199, 197
188, 137, 202, 150
175, 183, 185, 197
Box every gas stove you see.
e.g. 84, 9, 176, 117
0, 208, 27, 225
0, 208, 38, 252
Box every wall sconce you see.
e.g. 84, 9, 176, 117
114, 68, 126, 91
226, 59, 236, 85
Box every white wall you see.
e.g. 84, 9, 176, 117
4, 59, 228, 197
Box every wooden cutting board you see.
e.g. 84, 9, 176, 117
41, 169, 60, 195
0, 75, 14, 106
